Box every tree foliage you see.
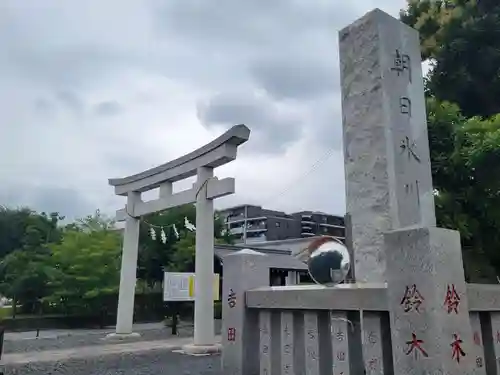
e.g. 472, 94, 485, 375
400, 0, 500, 281
0, 207, 62, 259
0, 207, 63, 312
426, 98, 500, 281
402, 0, 500, 117
0, 202, 232, 314
44, 211, 122, 312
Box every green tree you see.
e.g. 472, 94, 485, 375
0, 249, 52, 315
401, 0, 500, 117
0, 207, 62, 259
0, 207, 63, 314
44, 211, 122, 314
426, 98, 500, 281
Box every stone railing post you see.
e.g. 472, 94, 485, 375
221, 250, 270, 375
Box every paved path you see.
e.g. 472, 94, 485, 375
3, 320, 222, 354
4, 348, 221, 375
1, 321, 223, 374
3, 335, 222, 364
4, 322, 165, 341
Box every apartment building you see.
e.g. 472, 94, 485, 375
219, 204, 345, 244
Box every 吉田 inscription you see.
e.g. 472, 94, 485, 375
227, 288, 236, 308
400, 284, 424, 312
306, 346, 317, 360
307, 329, 316, 340
367, 331, 377, 344
227, 327, 236, 342
367, 358, 378, 371
336, 330, 345, 341
476, 357, 484, 368
473, 331, 481, 346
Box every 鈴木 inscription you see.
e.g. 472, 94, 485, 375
400, 284, 424, 312
451, 334, 466, 363
444, 284, 461, 314
405, 333, 429, 359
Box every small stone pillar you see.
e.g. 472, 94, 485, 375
221, 250, 270, 375
385, 227, 475, 374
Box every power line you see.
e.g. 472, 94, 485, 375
261, 147, 338, 206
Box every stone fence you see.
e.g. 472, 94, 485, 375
221, 251, 500, 375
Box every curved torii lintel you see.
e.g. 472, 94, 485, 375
109, 124, 250, 196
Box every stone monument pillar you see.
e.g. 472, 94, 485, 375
340, 9, 436, 283
340, 9, 475, 374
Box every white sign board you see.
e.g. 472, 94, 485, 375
163, 272, 220, 302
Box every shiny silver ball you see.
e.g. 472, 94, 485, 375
307, 239, 351, 286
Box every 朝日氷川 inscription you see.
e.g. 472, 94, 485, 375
391, 49, 412, 83
400, 97, 411, 117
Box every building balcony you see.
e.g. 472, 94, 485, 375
229, 227, 244, 234
227, 216, 267, 224
246, 227, 268, 232
301, 217, 314, 223
319, 222, 344, 229
301, 232, 316, 237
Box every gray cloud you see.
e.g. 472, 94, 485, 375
0, 0, 407, 219
33, 98, 54, 116
0, 185, 92, 222
197, 91, 303, 154
250, 56, 338, 100
55, 90, 84, 115
94, 101, 123, 117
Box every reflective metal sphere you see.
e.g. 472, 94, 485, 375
307, 239, 351, 286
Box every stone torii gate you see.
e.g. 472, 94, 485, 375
107, 124, 250, 352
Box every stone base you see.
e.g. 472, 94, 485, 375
181, 343, 222, 355
103, 332, 141, 341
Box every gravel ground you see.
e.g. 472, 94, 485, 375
3, 320, 222, 354
3, 349, 221, 374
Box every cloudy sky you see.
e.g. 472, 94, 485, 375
1, 0, 409, 221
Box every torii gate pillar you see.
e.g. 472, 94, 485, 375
106, 125, 250, 352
